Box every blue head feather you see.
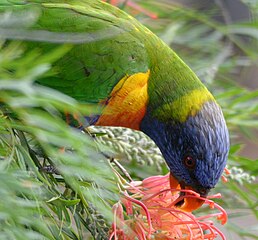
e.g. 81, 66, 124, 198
140, 100, 230, 195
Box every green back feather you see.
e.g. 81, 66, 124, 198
0, 0, 213, 121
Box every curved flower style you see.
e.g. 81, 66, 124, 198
109, 174, 227, 240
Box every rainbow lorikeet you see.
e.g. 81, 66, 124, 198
1, 0, 230, 211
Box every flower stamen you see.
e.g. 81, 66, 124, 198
109, 173, 227, 239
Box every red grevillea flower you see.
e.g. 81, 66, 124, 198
109, 174, 227, 240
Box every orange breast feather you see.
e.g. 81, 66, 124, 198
96, 70, 150, 130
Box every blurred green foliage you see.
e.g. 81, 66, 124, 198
0, 0, 258, 239
0, 41, 119, 239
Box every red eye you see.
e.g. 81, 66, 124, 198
183, 156, 196, 169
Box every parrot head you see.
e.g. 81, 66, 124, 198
141, 100, 230, 212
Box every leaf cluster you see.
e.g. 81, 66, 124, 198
0, 39, 119, 239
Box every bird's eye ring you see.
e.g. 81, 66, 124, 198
183, 156, 196, 169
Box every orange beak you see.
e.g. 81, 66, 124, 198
169, 173, 205, 212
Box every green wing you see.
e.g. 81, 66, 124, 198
0, 0, 150, 102
0, 0, 208, 123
